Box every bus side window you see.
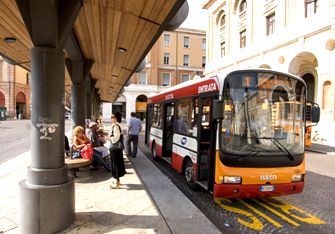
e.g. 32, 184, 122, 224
176, 98, 193, 136
152, 103, 162, 128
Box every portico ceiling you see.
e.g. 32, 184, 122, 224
0, 0, 186, 102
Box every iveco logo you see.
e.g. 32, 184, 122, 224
260, 175, 277, 180
181, 137, 187, 145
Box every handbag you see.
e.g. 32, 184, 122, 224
80, 144, 93, 160
70, 147, 82, 159
109, 125, 124, 151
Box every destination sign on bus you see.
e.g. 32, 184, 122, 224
198, 82, 217, 94
165, 93, 174, 100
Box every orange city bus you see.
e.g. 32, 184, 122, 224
145, 69, 320, 198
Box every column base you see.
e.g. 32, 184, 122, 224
19, 178, 75, 234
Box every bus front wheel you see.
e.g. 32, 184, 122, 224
184, 159, 196, 190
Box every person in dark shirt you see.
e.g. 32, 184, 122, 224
87, 122, 110, 172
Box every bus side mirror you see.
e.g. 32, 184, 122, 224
311, 105, 320, 123
306, 102, 320, 125
213, 100, 224, 120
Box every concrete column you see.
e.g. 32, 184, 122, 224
71, 82, 85, 127
86, 78, 97, 120
15, 0, 82, 233
19, 47, 74, 234
84, 60, 94, 120
85, 78, 91, 120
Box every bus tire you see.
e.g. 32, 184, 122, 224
184, 158, 196, 190
151, 142, 158, 160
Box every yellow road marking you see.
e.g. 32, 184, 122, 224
215, 198, 263, 231
238, 199, 282, 227
262, 198, 326, 225
254, 199, 300, 226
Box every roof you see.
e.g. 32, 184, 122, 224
0, 0, 187, 102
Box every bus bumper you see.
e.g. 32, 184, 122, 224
213, 182, 304, 198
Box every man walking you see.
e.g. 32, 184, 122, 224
126, 112, 142, 158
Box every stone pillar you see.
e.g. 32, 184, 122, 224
15, 0, 82, 233
84, 60, 94, 120
19, 47, 74, 234
71, 83, 85, 127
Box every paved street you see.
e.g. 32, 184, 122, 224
138, 133, 335, 234
0, 120, 72, 164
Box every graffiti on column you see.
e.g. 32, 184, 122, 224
36, 120, 59, 140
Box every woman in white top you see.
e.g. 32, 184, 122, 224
109, 112, 126, 189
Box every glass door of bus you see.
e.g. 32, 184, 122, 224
162, 102, 175, 162
145, 104, 153, 145
197, 96, 216, 191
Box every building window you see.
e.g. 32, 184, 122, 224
183, 55, 189, 66
239, 0, 247, 12
163, 53, 170, 65
220, 42, 225, 57
305, 0, 318, 18
202, 56, 206, 68
202, 38, 206, 50
216, 10, 226, 28
322, 81, 332, 109
181, 74, 190, 83
138, 71, 147, 85
240, 30, 246, 48
163, 34, 170, 46
220, 14, 226, 27
162, 73, 170, 86
266, 13, 275, 36
184, 36, 190, 48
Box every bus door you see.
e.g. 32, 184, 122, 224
145, 104, 153, 145
197, 96, 216, 191
162, 102, 175, 162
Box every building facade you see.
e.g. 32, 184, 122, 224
103, 27, 206, 121
0, 58, 31, 119
203, 0, 335, 145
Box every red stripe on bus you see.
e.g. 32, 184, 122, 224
148, 79, 219, 104
172, 152, 183, 173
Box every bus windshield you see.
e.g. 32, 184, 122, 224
221, 72, 306, 156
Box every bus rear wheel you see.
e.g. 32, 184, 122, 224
184, 159, 196, 190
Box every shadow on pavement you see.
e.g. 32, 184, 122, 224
59, 211, 167, 233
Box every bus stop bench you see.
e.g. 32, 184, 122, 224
64, 146, 110, 177
65, 158, 93, 177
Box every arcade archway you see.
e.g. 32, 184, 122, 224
16, 92, 26, 119
0, 91, 5, 107
288, 52, 318, 102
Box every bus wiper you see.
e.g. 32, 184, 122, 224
236, 150, 262, 162
256, 137, 294, 161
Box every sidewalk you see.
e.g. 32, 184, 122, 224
307, 143, 335, 156
0, 149, 220, 233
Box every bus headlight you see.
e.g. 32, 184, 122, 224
223, 176, 241, 184
292, 174, 303, 182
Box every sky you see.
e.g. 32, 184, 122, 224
180, 1, 208, 30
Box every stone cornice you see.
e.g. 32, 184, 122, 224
202, 0, 217, 10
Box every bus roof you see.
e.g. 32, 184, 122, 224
148, 68, 305, 104
148, 77, 219, 104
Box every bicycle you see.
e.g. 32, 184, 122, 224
312, 131, 327, 143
